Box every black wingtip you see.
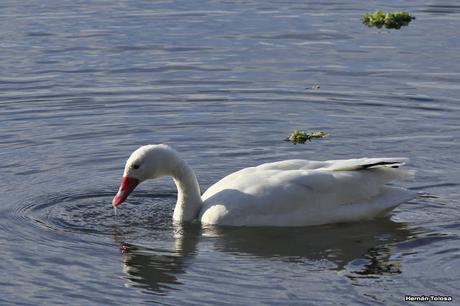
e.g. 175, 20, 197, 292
361, 161, 404, 169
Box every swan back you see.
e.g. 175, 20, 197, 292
200, 158, 415, 226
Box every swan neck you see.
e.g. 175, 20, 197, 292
171, 158, 202, 222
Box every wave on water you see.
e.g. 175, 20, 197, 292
13, 189, 177, 237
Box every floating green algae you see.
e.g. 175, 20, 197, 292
362, 10, 414, 29
286, 130, 328, 144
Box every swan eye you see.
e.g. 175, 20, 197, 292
132, 164, 140, 170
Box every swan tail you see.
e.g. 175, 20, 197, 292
327, 158, 410, 171
360, 159, 415, 182
360, 160, 406, 169
326, 158, 415, 184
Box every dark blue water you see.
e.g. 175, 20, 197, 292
1, 1, 459, 305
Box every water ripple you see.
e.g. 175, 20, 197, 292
1, 0, 460, 304
13, 190, 177, 238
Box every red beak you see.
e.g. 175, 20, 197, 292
112, 176, 139, 207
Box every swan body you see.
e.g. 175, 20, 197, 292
113, 145, 415, 227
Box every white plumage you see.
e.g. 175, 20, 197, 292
113, 145, 415, 227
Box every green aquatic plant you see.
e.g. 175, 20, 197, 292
362, 10, 414, 29
286, 130, 328, 144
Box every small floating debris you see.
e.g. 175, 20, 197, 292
285, 130, 328, 144
362, 10, 414, 29
306, 84, 320, 90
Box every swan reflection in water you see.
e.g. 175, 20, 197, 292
111, 223, 201, 293
112, 218, 413, 294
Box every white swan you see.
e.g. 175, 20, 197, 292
112, 144, 415, 227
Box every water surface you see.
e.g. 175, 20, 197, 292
1, 0, 459, 305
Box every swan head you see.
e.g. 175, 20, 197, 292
112, 144, 180, 207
